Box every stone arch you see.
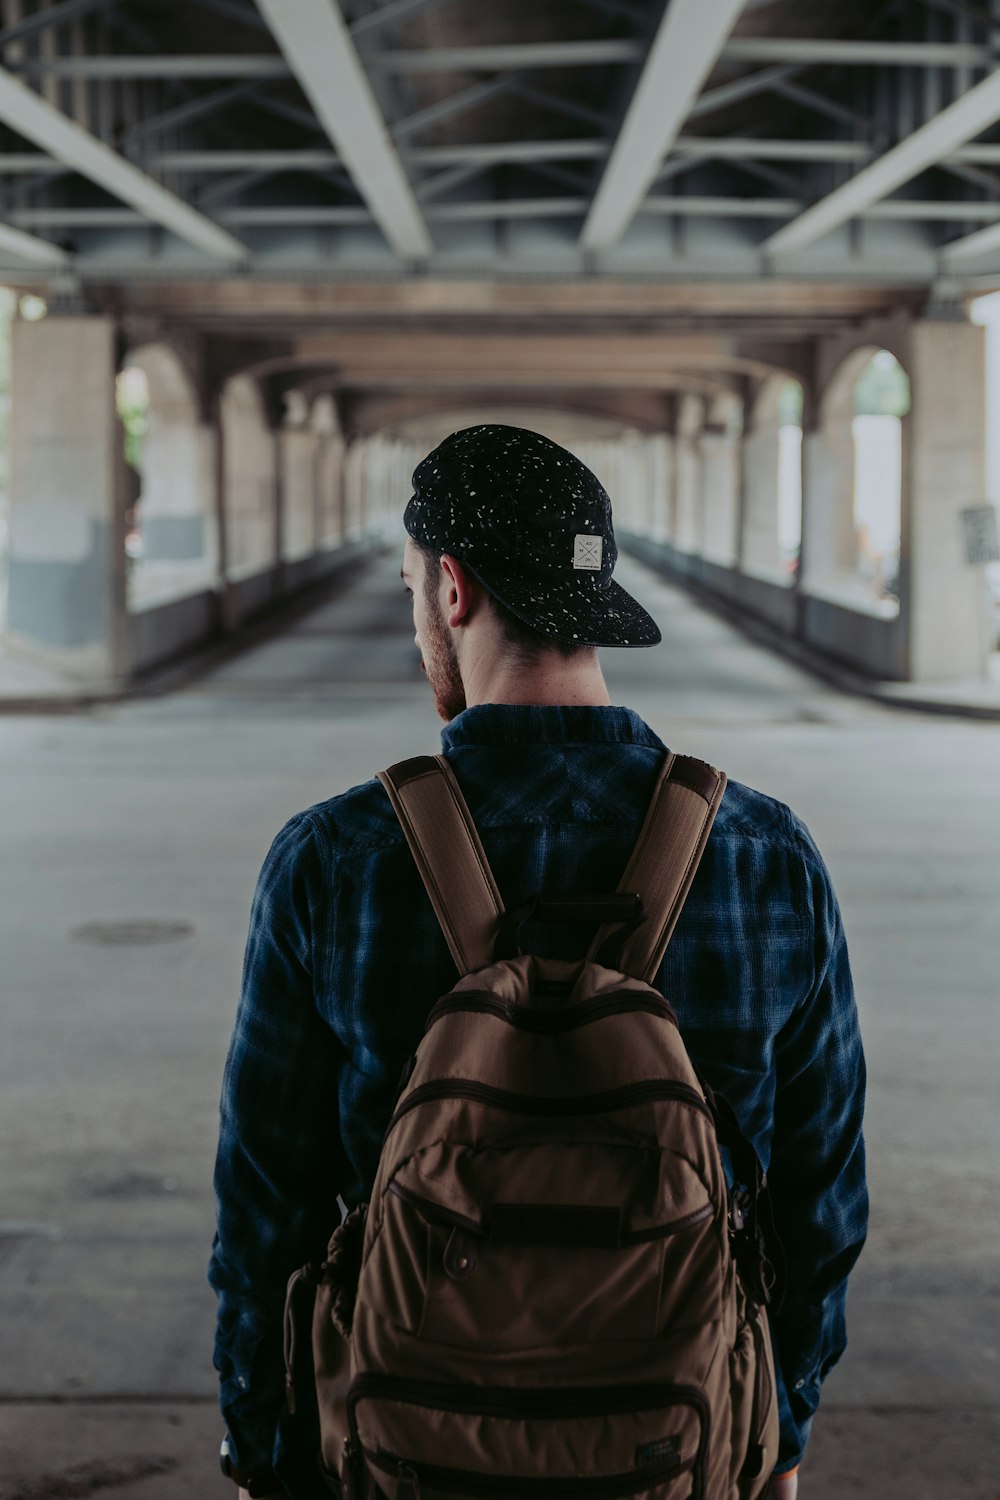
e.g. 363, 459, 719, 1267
805, 345, 910, 615
121, 340, 217, 604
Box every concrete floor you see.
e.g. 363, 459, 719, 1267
0, 547, 998, 1500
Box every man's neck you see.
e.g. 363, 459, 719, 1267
462, 652, 612, 709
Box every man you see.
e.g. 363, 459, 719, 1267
210, 424, 867, 1500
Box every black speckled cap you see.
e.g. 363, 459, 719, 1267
403, 424, 661, 648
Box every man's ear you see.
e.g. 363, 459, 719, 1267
439, 553, 479, 628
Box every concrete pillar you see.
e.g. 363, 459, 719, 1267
310, 396, 345, 547
801, 418, 858, 593
649, 433, 675, 543
343, 439, 367, 538
701, 405, 741, 568
6, 316, 127, 680
674, 395, 704, 553
907, 317, 986, 680
281, 425, 322, 561
220, 376, 277, 581
742, 385, 785, 580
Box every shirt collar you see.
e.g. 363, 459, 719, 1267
440, 703, 666, 751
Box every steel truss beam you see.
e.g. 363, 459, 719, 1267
582, 0, 745, 252
253, 0, 431, 258
0, 64, 246, 261
765, 67, 1000, 256
0, 220, 69, 266
15, 38, 998, 80
22, 196, 1000, 229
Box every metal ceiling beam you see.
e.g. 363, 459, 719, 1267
361, 40, 645, 71
673, 137, 873, 162
774, 80, 873, 131
724, 37, 992, 66
119, 79, 266, 145
35, 200, 1000, 230
36, 37, 992, 82
582, 0, 746, 253
391, 75, 517, 139
511, 81, 610, 131
0, 64, 248, 261
348, 0, 449, 39
688, 65, 800, 119
765, 67, 1000, 256
11, 55, 289, 78
253, 0, 431, 259
23, 196, 1000, 228
0, 220, 69, 266
941, 215, 1000, 259
134, 141, 609, 172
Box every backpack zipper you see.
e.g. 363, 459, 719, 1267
386, 1178, 714, 1245
387, 1077, 713, 1136
426, 991, 678, 1033
347, 1376, 708, 1498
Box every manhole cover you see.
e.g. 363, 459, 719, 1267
70, 920, 194, 946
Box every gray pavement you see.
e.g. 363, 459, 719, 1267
1, 549, 998, 1499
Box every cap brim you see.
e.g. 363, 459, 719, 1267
468, 562, 661, 648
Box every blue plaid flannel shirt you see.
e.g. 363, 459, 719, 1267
210, 704, 867, 1491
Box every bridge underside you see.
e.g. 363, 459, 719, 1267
1, 1, 998, 695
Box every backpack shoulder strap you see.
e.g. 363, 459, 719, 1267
377, 754, 504, 976
587, 752, 727, 983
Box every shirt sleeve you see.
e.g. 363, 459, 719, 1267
208, 814, 346, 1473
767, 822, 869, 1474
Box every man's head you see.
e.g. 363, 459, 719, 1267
401, 424, 661, 719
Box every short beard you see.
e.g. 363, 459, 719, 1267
421, 568, 467, 723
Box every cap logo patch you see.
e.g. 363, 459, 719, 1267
573, 534, 603, 571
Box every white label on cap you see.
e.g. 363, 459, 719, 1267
573, 534, 602, 570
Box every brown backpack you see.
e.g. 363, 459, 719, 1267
284, 751, 781, 1500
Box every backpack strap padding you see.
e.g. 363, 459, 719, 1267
588, 753, 726, 984
377, 755, 504, 976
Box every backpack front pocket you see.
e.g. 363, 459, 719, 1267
346, 1376, 709, 1500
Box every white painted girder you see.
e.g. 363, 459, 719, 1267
581, 0, 747, 253
0, 65, 247, 262
0, 219, 69, 267
764, 66, 1000, 257
252, 0, 432, 260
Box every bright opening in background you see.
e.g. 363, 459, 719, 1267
777, 380, 803, 578
851, 350, 909, 614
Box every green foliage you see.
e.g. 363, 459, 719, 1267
853, 350, 910, 417
777, 379, 804, 427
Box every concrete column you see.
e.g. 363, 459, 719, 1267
281, 425, 322, 561
742, 411, 783, 580
907, 317, 986, 680
649, 433, 675, 543
343, 439, 367, 538
701, 418, 740, 568
219, 377, 276, 580
801, 419, 858, 592
6, 316, 127, 680
674, 395, 704, 553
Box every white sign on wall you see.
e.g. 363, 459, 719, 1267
961, 504, 1000, 566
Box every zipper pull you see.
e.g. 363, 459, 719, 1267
397, 1461, 422, 1498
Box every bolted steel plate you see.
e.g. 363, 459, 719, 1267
69, 919, 194, 946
